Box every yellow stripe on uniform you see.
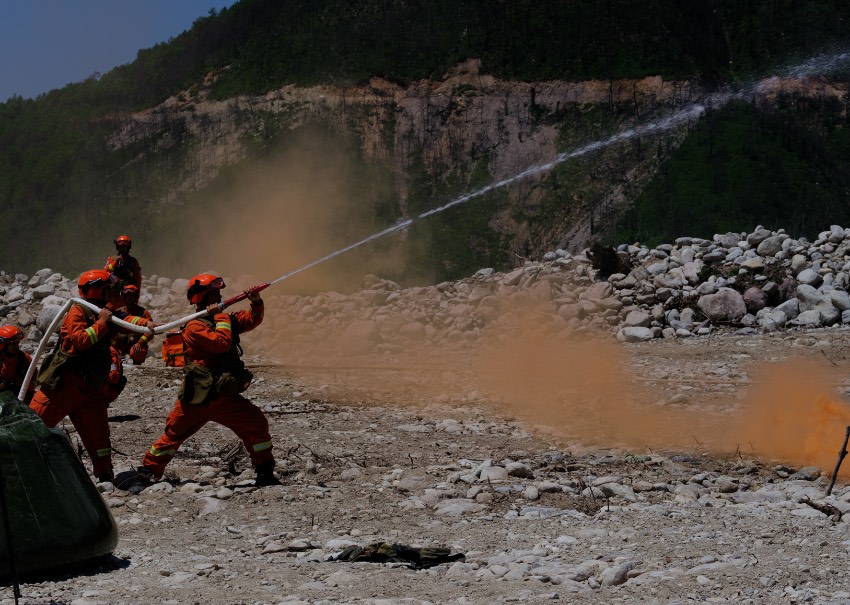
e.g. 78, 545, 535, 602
216, 321, 231, 332
148, 446, 177, 457
85, 327, 98, 344
252, 441, 272, 452
96, 448, 112, 458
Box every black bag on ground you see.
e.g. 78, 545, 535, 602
0, 391, 118, 577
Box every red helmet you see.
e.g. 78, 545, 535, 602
0, 325, 23, 346
114, 235, 132, 247
187, 273, 225, 304
121, 284, 139, 296
78, 269, 114, 299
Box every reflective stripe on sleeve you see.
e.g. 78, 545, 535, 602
85, 327, 98, 344
215, 321, 231, 332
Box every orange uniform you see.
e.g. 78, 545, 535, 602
111, 303, 153, 359
105, 253, 142, 290
142, 299, 272, 478
0, 348, 34, 403
30, 304, 148, 480
103, 346, 127, 405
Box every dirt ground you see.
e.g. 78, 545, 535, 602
8, 326, 850, 605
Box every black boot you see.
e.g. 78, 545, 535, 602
255, 460, 282, 487
97, 470, 115, 484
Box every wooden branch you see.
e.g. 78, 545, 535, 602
801, 496, 843, 521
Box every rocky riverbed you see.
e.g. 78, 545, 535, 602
7, 226, 850, 604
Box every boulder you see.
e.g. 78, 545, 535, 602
697, 288, 747, 323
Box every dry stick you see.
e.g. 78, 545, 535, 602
825, 425, 850, 497
801, 495, 843, 521
821, 349, 838, 367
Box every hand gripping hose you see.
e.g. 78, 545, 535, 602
17, 285, 269, 402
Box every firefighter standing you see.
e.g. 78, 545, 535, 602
0, 325, 34, 404
105, 234, 142, 290
112, 284, 153, 365
29, 270, 154, 483
138, 273, 280, 487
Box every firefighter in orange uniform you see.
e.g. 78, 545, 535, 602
105, 234, 142, 290
29, 269, 154, 483
0, 325, 35, 404
112, 284, 154, 365
138, 273, 280, 487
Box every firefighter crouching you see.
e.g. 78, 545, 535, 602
30, 270, 155, 484
112, 284, 153, 365
138, 273, 281, 487
0, 325, 35, 404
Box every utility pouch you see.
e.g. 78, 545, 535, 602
214, 368, 253, 397
36, 347, 77, 391
179, 362, 216, 406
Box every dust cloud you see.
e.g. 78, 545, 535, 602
723, 359, 850, 472
135, 129, 850, 473
268, 298, 850, 474
144, 128, 403, 294
475, 333, 850, 473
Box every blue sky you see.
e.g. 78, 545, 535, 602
0, 0, 237, 102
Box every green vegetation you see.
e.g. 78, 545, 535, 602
613, 97, 850, 247
94, 0, 850, 105
0, 0, 849, 278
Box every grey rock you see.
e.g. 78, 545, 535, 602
714, 232, 741, 249
756, 235, 784, 257
830, 289, 850, 311
743, 287, 768, 314
797, 268, 822, 287
697, 288, 747, 323
619, 327, 654, 342
623, 310, 652, 328
746, 228, 772, 246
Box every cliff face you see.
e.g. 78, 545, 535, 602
104, 61, 703, 255
101, 60, 848, 280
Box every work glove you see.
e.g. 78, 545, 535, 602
245, 288, 263, 304
130, 341, 148, 365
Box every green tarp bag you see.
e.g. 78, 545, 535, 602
0, 391, 118, 577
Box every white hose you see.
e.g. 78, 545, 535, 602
17, 297, 212, 401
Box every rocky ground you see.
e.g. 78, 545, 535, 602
7, 325, 850, 605
9, 225, 850, 604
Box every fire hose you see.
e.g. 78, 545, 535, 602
15, 217, 419, 403
15, 284, 266, 402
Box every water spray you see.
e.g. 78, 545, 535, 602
18, 50, 850, 402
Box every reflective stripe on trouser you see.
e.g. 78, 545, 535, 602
142, 392, 273, 479
30, 372, 114, 478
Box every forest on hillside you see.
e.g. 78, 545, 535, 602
0, 0, 849, 278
